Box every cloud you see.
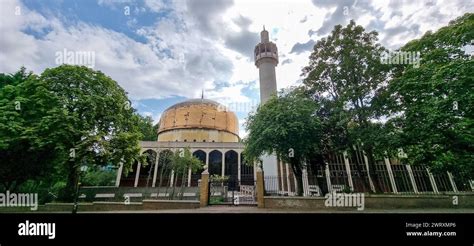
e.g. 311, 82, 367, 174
281, 58, 293, 65
184, 0, 234, 37
290, 39, 315, 54
2, 0, 474, 131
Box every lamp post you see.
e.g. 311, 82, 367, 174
72, 165, 89, 214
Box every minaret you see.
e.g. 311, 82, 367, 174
254, 27, 279, 178
254, 27, 278, 104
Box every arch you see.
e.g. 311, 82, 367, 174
193, 150, 206, 164
137, 149, 158, 187
120, 160, 139, 187
209, 150, 222, 176
191, 150, 206, 186
240, 152, 254, 184
141, 148, 155, 154
155, 149, 174, 187
225, 150, 238, 179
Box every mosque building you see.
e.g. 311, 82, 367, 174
115, 28, 292, 193
111, 27, 471, 198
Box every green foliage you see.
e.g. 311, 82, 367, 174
244, 87, 322, 195
0, 67, 60, 191
302, 20, 391, 192
136, 114, 159, 141
386, 13, 474, 175
0, 65, 145, 200
81, 167, 117, 186
210, 175, 229, 182
170, 147, 204, 175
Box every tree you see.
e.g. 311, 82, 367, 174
0, 68, 59, 191
385, 13, 474, 176
169, 148, 203, 199
244, 88, 323, 196
302, 20, 390, 192
136, 114, 159, 141
36, 65, 145, 201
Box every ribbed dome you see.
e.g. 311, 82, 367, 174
157, 99, 239, 141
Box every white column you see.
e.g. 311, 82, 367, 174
205, 151, 209, 169
426, 168, 439, 193
405, 165, 418, 193
447, 172, 458, 193
170, 170, 175, 187
115, 162, 123, 187
325, 164, 332, 193
187, 168, 192, 187
254, 162, 257, 181
363, 153, 376, 192
279, 159, 284, 193
134, 162, 141, 187
383, 157, 398, 193
286, 163, 291, 195
293, 175, 298, 195
343, 151, 354, 191
152, 151, 160, 187
221, 150, 225, 177
237, 151, 241, 182
302, 166, 309, 196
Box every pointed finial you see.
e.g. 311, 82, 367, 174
263, 25, 265, 31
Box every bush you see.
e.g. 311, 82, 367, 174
81, 169, 116, 186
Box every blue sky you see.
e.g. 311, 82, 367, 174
1, 0, 473, 137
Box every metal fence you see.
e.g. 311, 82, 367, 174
265, 161, 473, 196
208, 174, 257, 205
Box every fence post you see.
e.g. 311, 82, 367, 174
447, 172, 458, 193
343, 151, 354, 191
325, 164, 332, 193
384, 157, 398, 194
405, 165, 419, 193
200, 169, 210, 207
426, 168, 439, 194
302, 166, 309, 197
256, 167, 265, 208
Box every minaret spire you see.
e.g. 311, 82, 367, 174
201, 89, 204, 100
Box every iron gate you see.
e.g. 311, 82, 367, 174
208, 176, 256, 205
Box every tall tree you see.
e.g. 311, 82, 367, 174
244, 88, 323, 196
385, 13, 474, 176
302, 20, 390, 192
0, 68, 58, 191
37, 65, 145, 201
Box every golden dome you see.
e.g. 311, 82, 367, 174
157, 99, 239, 142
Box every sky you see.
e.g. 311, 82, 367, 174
1, 0, 473, 137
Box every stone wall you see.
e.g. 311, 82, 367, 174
264, 194, 474, 210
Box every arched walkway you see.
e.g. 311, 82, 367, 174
209, 150, 222, 176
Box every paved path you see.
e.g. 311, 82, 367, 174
84, 206, 474, 213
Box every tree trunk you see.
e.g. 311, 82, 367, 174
365, 147, 382, 193
290, 160, 304, 196
317, 163, 329, 196
352, 147, 370, 192
62, 160, 78, 202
